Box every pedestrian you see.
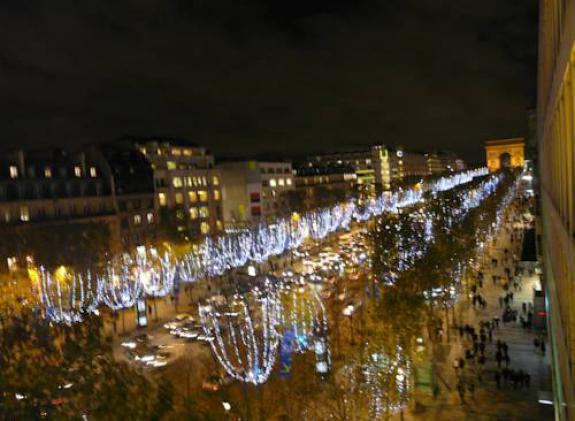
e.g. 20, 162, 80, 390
478, 354, 486, 367
502, 368, 510, 384
512, 372, 519, 389
496, 350, 502, 368
534, 337, 540, 349
468, 381, 475, 398
457, 380, 466, 403
541, 341, 546, 356
522, 302, 527, 313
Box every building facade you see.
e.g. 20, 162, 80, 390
218, 161, 294, 226
134, 139, 223, 237
307, 145, 462, 191
537, 0, 575, 418
99, 144, 158, 248
0, 144, 159, 262
293, 164, 357, 210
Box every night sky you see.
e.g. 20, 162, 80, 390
0, 0, 538, 162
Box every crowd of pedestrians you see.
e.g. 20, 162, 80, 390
446, 199, 546, 405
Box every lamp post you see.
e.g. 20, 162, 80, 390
343, 304, 355, 345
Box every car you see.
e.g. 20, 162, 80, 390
197, 334, 215, 342
175, 313, 195, 322
134, 333, 151, 344
201, 374, 234, 392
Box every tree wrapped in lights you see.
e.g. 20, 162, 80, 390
135, 250, 176, 298
199, 283, 281, 385
277, 280, 329, 354
362, 346, 411, 419
96, 266, 143, 311
37, 266, 98, 324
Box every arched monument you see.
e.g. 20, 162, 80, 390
485, 138, 525, 172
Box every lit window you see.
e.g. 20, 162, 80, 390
188, 191, 198, 202
74, 166, 81, 177
278, 178, 285, 186
198, 190, 208, 202
9, 166, 18, 179
202, 176, 207, 186
193, 177, 200, 186
146, 212, 154, 223
3, 210, 10, 222
172, 148, 181, 156
158, 193, 167, 206
269, 179, 277, 187
213, 176, 220, 186
175, 193, 184, 204
200, 221, 210, 234
20, 206, 30, 222
199, 206, 209, 218
185, 176, 192, 187
173, 177, 183, 188
140, 147, 147, 155
89, 167, 97, 177
44, 167, 52, 178
214, 190, 221, 200
183, 149, 193, 156
286, 178, 292, 186
167, 161, 177, 170
134, 214, 142, 225
216, 220, 223, 230
189, 207, 198, 219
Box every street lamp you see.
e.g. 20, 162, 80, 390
343, 304, 355, 345
222, 401, 232, 420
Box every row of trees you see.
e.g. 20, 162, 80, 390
0, 222, 112, 272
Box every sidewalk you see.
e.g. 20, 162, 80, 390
406, 207, 554, 420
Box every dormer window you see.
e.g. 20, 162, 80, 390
9, 166, 18, 179
89, 167, 97, 177
44, 167, 52, 178
74, 166, 81, 177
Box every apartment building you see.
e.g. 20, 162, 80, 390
218, 161, 294, 226
308, 145, 462, 191
293, 164, 357, 209
134, 139, 223, 237
0, 144, 158, 257
537, 0, 575, 417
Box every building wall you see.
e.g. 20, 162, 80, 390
136, 140, 223, 237
537, 0, 575, 418
219, 161, 293, 226
0, 145, 159, 256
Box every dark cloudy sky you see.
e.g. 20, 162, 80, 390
0, 0, 538, 162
